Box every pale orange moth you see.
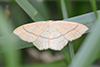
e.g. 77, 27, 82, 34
13, 20, 89, 50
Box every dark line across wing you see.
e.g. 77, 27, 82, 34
23, 27, 38, 36
23, 25, 78, 40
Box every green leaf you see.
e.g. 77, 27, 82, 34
68, 16, 100, 67
90, 0, 98, 18
68, 43, 74, 59
15, 0, 45, 21
29, 0, 50, 20
61, 0, 68, 19
61, 0, 74, 64
10, 0, 32, 27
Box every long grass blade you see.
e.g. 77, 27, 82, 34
10, 0, 31, 27
61, 0, 75, 63
29, 0, 50, 20
15, 0, 45, 21
61, 0, 68, 19
68, 43, 74, 59
90, 0, 98, 18
68, 16, 100, 67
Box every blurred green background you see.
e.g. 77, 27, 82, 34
0, 0, 100, 67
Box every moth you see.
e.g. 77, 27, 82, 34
13, 20, 89, 50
